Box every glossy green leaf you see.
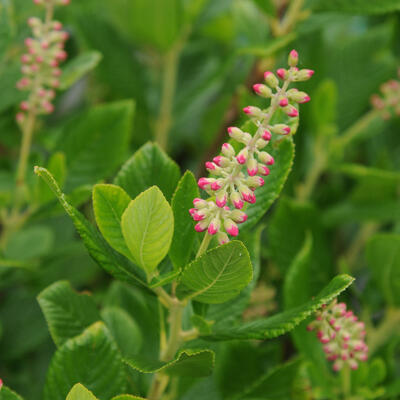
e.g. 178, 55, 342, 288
366, 234, 400, 306
58, 100, 134, 190
114, 142, 180, 201
241, 138, 295, 230
176, 241, 253, 304
44, 322, 126, 400
169, 171, 199, 269
202, 274, 354, 340
124, 349, 215, 377
38, 281, 100, 347
101, 307, 142, 356
34, 167, 147, 286
60, 51, 103, 90
311, 0, 400, 14
0, 387, 24, 400
121, 186, 174, 273
66, 384, 97, 400
92, 184, 132, 259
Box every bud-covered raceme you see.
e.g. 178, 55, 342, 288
15, 0, 70, 123
370, 69, 400, 120
307, 299, 368, 372
191, 51, 313, 243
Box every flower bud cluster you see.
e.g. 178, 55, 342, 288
307, 299, 368, 371
371, 71, 400, 120
16, 0, 70, 123
191, 50, 313, 243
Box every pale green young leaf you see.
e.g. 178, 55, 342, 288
169, 171, 199, 269
60, 51, 103, 90
58, 100, 134, 190
0, 387, 24, 400
366, 234, 400, 306
101, 307, 142, 356
124, 349, 215, 377
202, 274, 354, 340
66, 384, 97, 400
34, 167, 147, 286
44, 322, 126, 400
38, 281, 100, 347
114, 142, 180, 201
176, 241, 253, 304
121, 186, 174, 273
92, 184, 132, 259
112, 396, 147, 400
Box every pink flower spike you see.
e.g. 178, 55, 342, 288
279, 98, 288, 107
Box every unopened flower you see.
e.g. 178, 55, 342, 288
191, 50, 313, 241
16, 0, 70, 122
307, 299, 368, 371
371, 70, 400, 120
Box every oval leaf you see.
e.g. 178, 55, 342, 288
121, 186, 174, 274
176, 241, 253, 304
66, 384, 98, 400
93, 184, 132, 259
44, 322, 126, 400
169, 171, 199, 269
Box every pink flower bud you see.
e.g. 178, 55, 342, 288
228, 126, 245, 142
21, 54, 31, 63
240, 188, 256, 204
279, 98, 288, 107
247, 158, 258, 176
208, 218, 220, 235
288, 49, 298, 67
258, 164, 270, 176
198, 177, 211, 189
243, 106, 262, 117
217, 232, 229, 245
205, 161, 216, 171
211, 181, 222, 191
236, 148, 248, 164
193, 198, 207, 208
16, 112, 25, 123
264, 71, 279, 88
195, 221, 208, 232
221, 142, 235, 158
53, 21, 63, 30
262, 130, 271, 141
36, 56, 44, 63
20, 101, 29, 111
230, 210, 247, 224
231, 192, 244, 209
271, 124, 291, 135
285, 106, 298, 118
224, 219, 238, 236
25, 38, 34, 47
216, 192, 227, 208
295, 69, 315, 81
258, 151, 274, 165
276, 68, 287, 80
253, 83, 272, 98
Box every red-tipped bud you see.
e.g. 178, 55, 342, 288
217, 232, 229, 245
288, 49, 299, 67
20, 101, 29, 111
198, 177, 211, 190
230, 210, 247, 224
216, 192, 227, 208
271, 124, 291, 135
231, 192, 244, 209
208, 218, 220, 235
279, 98, 289, 107
195, 221, 208, 232
285, 105, 298, 118
221, 142, 235, 158
247, 158, 258, 176
205, 161, 216, 171
243, 106, 263, 118
264, 71, 279, 88
253, 83, 272, 98
295, 69, 314, 81
262, 130, 271, 141
224, 219, 239, 236
210, 180, 222, 191
276, 68, 287, 80
236, 148, 248, 165
258, 151, 274, 165
258, 164, 270, 176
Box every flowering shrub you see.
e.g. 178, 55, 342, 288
0, 1, 400, 400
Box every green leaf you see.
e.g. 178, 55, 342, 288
101, 307, 142, 356
105, 0, 184, 52
38, 281, 100, 347
35, 152, 67, 204
241, 138, 295, 230
66, 384, 97, 400
112, 396, 147, 400
169, 171, 199, 269
44, 322, 126, 400
92, 184, 132, 259
311, 0, 400, 14
253, 0, 276, 16
366, 234, 400, 306
4, 225, 54, 261
58, 100, 134, 190
239, 359, 301, 400
0, 387, 24, 400
124, 349, 215, 377
121, 186, 174, 274
176, 241, 253, 304
114, 142, 180, 201
34, 167, 147, 286
202, 274, 354, 340
283, 235, 332, 390
60, 51, 103, 90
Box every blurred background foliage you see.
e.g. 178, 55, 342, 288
0, 0, 400, 398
